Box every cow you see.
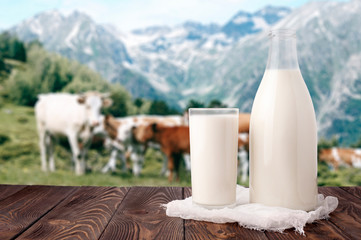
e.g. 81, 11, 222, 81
319, 147, 361, 170
238, 133, 249, 182
132, 123, 190, 182
101, 114, 186, 176
238, 113, 250, 133
129, 112, 250, 182
35, 92, 112, 175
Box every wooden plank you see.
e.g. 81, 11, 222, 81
99, 186, 183, 240
17, 186, 129, 240
0, 185, 26, 201
265, 220, 352, 240
318, 187, 361, 239
340, 186, 361, 200
0, 185, 75, 240
183, 187, 268, 240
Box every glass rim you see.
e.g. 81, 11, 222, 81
189, 108, 239, 115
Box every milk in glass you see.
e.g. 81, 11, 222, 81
189, 108, 238, 208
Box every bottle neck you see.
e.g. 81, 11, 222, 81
266, 30, 299, 70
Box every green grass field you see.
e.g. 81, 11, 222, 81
0, 104, 191, 186
0, 104, 360, 187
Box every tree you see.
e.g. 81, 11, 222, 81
134, 98, 144, 108
185, 99, 205, 110
0, 57, 5, 71
0, 32, 26, 62
207, 99, 227, 108
318, 136, 339, 153
10, 40, 26, 62
149, 100, 179, 115
102, 84, 134, 117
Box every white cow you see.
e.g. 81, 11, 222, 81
35, 92, 112, 175
238, 133, 249, 183
101, 114, 186, 176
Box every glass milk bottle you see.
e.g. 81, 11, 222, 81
249, 29, 318, 211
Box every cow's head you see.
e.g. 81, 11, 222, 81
104, 115, 121, 140
132, 123, 157, 143
77, 92, 112, 128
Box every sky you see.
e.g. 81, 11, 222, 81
0, 0, 348, 31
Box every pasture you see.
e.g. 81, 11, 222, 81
0, 104, 360, 186
0, 104, 191, 186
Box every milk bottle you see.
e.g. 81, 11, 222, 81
249, 29, 318, 211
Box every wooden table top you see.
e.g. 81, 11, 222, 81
0, 185, 360, 240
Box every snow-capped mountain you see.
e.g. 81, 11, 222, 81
12, 10, 131, 81
10, 6, 291, 105
202, 0, 361, 144
115, 6, 291, 105
8, 1, 361, 144
222, 6, 291, 39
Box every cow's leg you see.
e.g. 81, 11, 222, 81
38, 129, 47, 172
164, 150, 174, 182
102, 148, 118, 173
47, 135, 55, 172
125, 148, 132, 171
131, 152, 144, 177
130, 144, 145, 177
161, 152, 169, 176
80, 138, 92, 172
173, 153, 182, 182
183, 154, 191, 172
238, 149, 249, 183
67, 133, 83, 175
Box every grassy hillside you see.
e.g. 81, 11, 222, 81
0, 104, 191, 186
0, 104, 360, 186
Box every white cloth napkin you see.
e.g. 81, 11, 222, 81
164, 185, 338, 235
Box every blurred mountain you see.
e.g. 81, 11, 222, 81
222, 6, 291, 39
12, 10, 130, 79
210, 0, 361, 143
9, 6, 290, 105
10, 10, 168, 103
8, 1, 361, 143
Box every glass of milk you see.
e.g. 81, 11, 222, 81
189, 108, 239, 209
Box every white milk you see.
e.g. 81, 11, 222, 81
190, 111, 238, 208
250, 69, 318, 211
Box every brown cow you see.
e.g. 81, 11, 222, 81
239, 113, 250, 133
101, 114, 185, 175
319, 148, 361, 170
133, 123, 190, 182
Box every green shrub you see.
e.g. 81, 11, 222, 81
0, 133, 10, 145
148, 100, 179, 115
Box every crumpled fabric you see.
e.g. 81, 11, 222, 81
164, 185, 338, 235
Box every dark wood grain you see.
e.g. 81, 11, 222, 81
319, 187, 361, 239
340, 186, 361, 200
0, 185, 26, 201
0, 185, 75, 240
183, 187, 268, 240
0, 185, 360, 240
17, 186, 129, 240
265, 220, 352, 240
99, 186, 183, 240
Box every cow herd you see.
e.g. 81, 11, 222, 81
34, 92, 361, 182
